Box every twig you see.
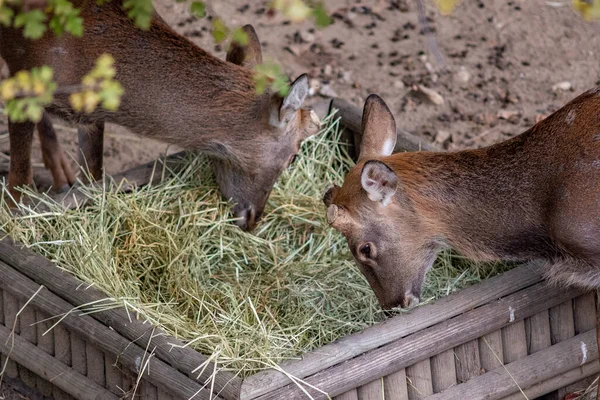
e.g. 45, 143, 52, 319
415, 0, 445, 66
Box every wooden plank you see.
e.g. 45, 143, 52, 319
430, 349, 457, 393
0, 260, 222, 400
406, 360, 433, 400
36, 310, 55, 397
479, 330, 504, 372
157, 387, 174, 400
357, 379, 383, 400
573, 292, 596, 334
241, 262, 545, 399
0, 321, 118, 400
0, 288, 5, 382
426, 330, 597, 400
454, 340, 481, 383
71, 335, 87, 376
105, 354, 124, 396
501, 321, 527, 364
556, 293, 596, 400
53, 323, 74, 400
501, 362, 600, 400
330, 98, 437, 153
384, 369, 409, 400
0, 237, 241, 400
86, 343, 106, 387
122, 373, 135, 400
54, 324, 72, 366
2, 290, 19, 378
524, 310, 551, 354
18, 300, 38, 389
252, 281, 583, 400
140, 381, 158, 400
334, 390, 359, 400
549, 300, 575, 345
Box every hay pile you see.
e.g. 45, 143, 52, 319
0, 113, 511, 376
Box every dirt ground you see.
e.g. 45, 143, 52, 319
1, 0, 600, 189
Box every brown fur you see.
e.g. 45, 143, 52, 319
1, 0, 320, 231
325, 89, 600, 309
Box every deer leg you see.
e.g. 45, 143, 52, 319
77, 121, 104, 184
37, 112, 76, 192
7, 120, 35, 204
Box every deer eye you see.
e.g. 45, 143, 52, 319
360, 244, 372, 259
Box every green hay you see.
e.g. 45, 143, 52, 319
0, 112, 513, 376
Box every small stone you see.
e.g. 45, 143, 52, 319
299, 30, 315, 43
393, 80, 405, 89
319, 84, 338, 98
497, 109, 521, 123
309, 79, 320, 96
342, 71, 353, 83
434, 130, 452, 144
415, 85, 444, 105
552, 81, 572, 92
497, 109, 520, 120
323, 64, 333, 76
455, 69, 470, 84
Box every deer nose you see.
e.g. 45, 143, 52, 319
400, 292, 420, 309
233, 205, 257, 231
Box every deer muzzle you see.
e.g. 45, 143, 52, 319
326, 204, 339, 225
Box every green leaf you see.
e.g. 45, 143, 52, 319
14, 10, 47, 39
25, 102, 43, 122
65, 15, 83, 36
434, 0, 459, 15
0, 7, 14, 27
231, 27, 248, 45
211, 18, 228, 43
190, 1, 205, 18
313, 2, 332, 28
123, 0, 153, 29
49, 16, 65, 35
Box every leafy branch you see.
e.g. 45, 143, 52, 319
0, 55, 124, 122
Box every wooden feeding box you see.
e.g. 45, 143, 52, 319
0, 102, 597, 399
1, 237, 598, 400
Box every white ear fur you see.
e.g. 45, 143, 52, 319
361, 160, 398, 206
359, 94, 397, 161
279, 74, 309, 123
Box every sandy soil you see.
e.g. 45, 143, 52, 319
1, 0, 600, 190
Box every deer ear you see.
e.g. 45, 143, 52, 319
322, 185, 340, 207
361, 160, 398, 206
358, 94, 397, 161
226, 25, 263, 69
277, 74, 309, 123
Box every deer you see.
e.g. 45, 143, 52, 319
0, 0, 320, 231
324, 90, 600, 376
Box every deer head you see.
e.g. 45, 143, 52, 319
323, 95, 439, 309
212, 25, 321, 231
